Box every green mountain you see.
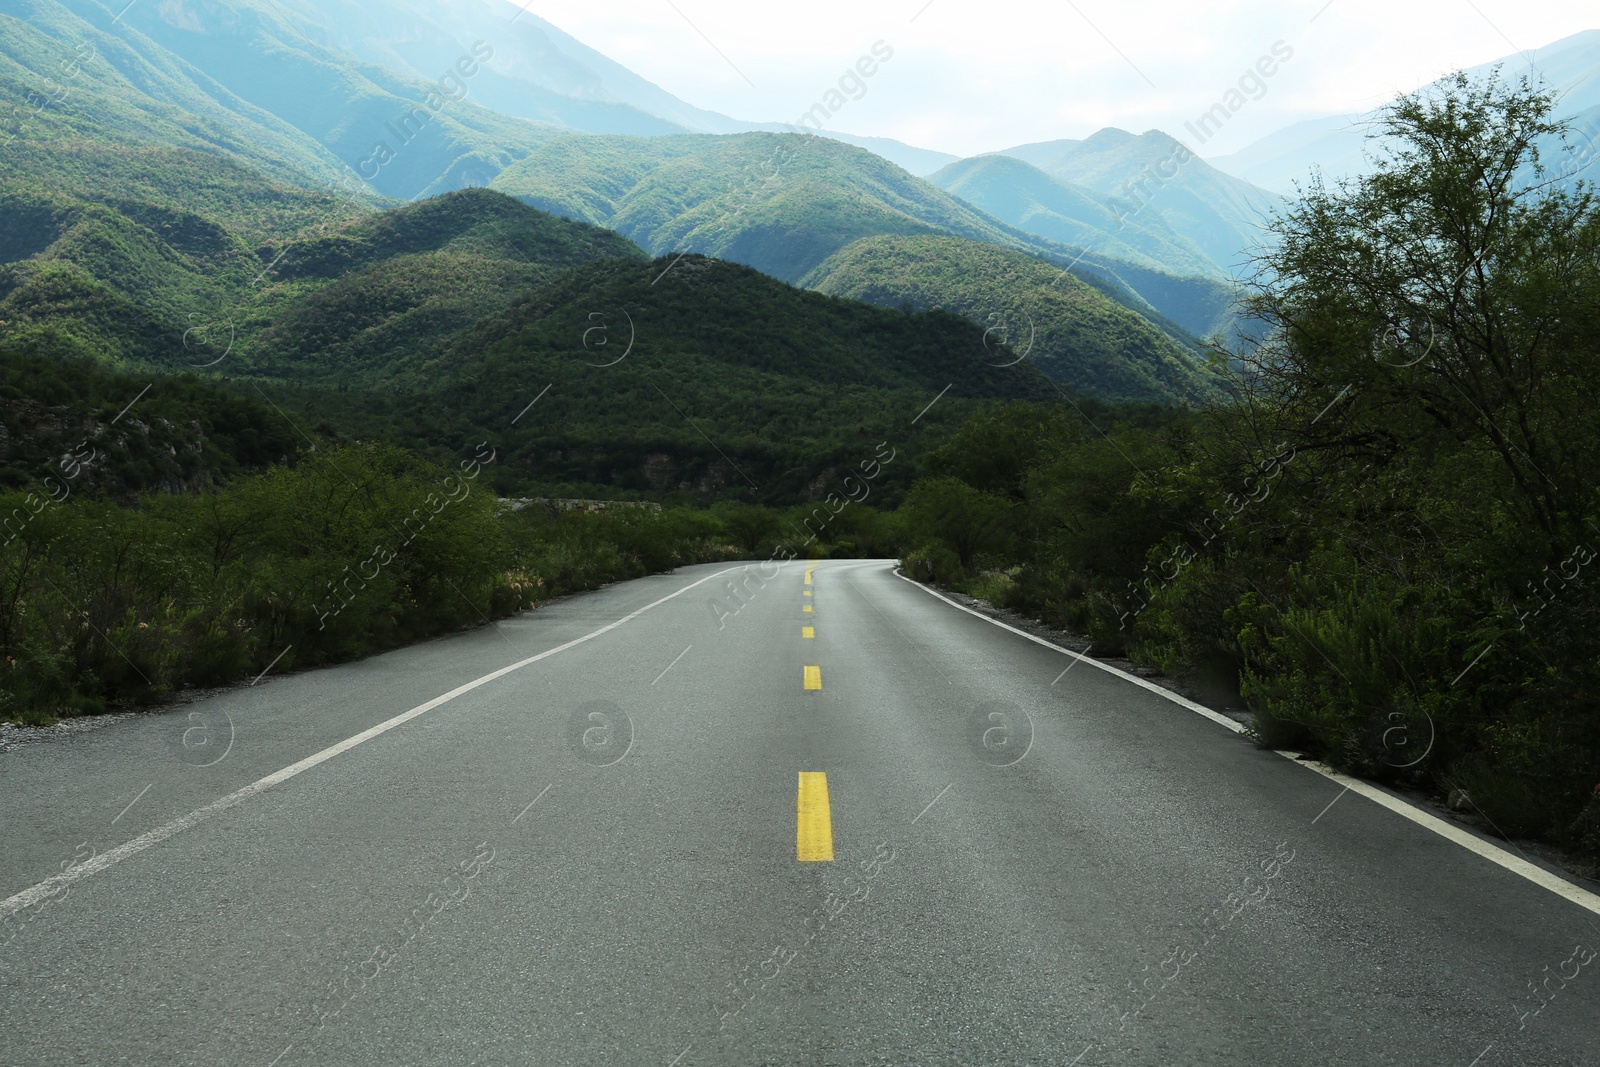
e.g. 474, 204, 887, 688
5, 2, 1242, 357
803, 235, 1218, 404
238, 188, 648, 382
392, 254, 1059, 500
9, 0, 963, 199
490, 132, 1049, 284
0, 173, 645, 380
1, 0, 378, 197
45, 0, 563, 199
928, 154, 1225, 281
0, 0, 1215, 491
0, 118, 1057, 499
1001, 129, 1283, 277
489, 131, 1245, 356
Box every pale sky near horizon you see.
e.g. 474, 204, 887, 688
503, 0, 1594, 158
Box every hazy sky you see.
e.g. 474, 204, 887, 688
504, 0, 1594, 158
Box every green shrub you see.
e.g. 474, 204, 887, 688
0, 447, 741, 721
901, 544, 963, 586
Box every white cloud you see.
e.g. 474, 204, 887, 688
506, 0, 1596, 157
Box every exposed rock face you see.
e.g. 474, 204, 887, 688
640, 452, 676, 490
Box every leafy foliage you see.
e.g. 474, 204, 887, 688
0, 442, 754, 722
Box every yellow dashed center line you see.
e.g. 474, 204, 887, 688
797, 772, 834, 861
802, 626, 815, 638
803, 590, 811, 596
805, 570, 813, 585
803, 604, 813, 613
803, 664, 822, 690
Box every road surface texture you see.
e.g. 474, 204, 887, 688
2, 560, 1597, 1066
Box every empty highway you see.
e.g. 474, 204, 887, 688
2, 560, 1597, 1066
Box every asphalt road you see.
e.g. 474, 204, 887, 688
2, 559, 1598, 1066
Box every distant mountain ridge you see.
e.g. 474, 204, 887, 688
1205, 29, 1600, 194
11, 0, 958, 190
996, 129, 1283, 278
489, 132, 1041, 285
927, 154, 1227, 281
46, 0, 562, 200
267, 0, 744, 137
488, 130, 1238, 392
1, 0, 382, 198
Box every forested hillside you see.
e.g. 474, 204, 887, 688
0, 181, 645, 378
291, 253, 1059, 501
1000, 129, 1283, 276
929, 154, 1226, 280
491, 131, 1233, 398
0, 348, 299, 496
490, 132, 1037, 283
805, 235, 1218, 403
237, 189, 648, 383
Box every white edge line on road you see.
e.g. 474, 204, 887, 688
893, 569, 1246, 734
1288, 757, 1600, 916
892, 568, 1600, 917
0, 565, 747, 920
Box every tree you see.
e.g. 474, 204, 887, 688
717, 504, 781, 554
1217, 71, 1600, 830
1241, 71, 1600, 562
903, 477, 1013, 569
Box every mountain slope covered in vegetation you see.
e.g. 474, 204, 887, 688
490, 132, 1044, 284
1002, 129, 1282, 276
929, 154, 1227, 281
491, 131, 1244, 376
0, 179, 648, 380
384, 253, 1061, 499
805, 235, 1218, 403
